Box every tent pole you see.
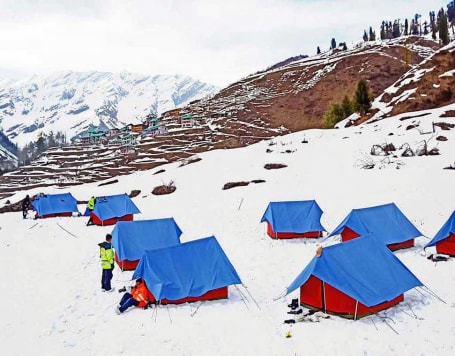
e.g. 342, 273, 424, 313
354, 300, 358, 320
322, 281, 326, 313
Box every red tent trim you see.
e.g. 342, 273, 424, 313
37, 212, 73, 219
90, 212, 134, 226
299, 275, 404, 319
149, 286, 229, 305
341, 227, 414, 251
435, 233, 455, 256
115, 252, 139, 271
266, 222, 322, 239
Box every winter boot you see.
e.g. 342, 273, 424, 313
288, 298, 299, 310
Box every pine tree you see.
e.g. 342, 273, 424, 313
330, 38, 336, 50
322, 102, 344, 128
380, 21, 386, 40
430, 11, 437, 40
404, 19, 409, 35
36, 133, 46, 154
415, 14, 422, 35
438, 8, 450, 45
392, 20, 401, 38
448, 1, 455, 32
354, 79, 372, 114
423, 20, 429, 35
341, 95, 354, 118
369, 27, 376, 41
363, 30, 368, 42
317, 46, 321, 54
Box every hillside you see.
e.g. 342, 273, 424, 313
0, 37, 454, 201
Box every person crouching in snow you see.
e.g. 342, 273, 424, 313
116, 278, 152, 314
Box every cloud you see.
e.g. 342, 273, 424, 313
0, 0, 448, 87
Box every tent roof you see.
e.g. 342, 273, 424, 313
111, 218, 182, 261
92, 194, 140, 221
286, 236, 422, 307
32, 193, 79, 216
328, 203, 422, 244
260, 200, 326, 233
133, 236, 242, 301
425, 211, 455, 248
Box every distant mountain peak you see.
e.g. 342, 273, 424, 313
0, 70, 218, 147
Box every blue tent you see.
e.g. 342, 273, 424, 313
111, 218, 182, 269
90, 194, 140, 225
260, 200, 326, 238
286, 236, 422, 318
32, 193, 79, 218
329, 203, 422, 247
133, 236, 242, 302
425, 211, 455, 255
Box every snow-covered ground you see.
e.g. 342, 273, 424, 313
1, 104, 455, 355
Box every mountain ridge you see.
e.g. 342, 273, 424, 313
0, 70, 218, 148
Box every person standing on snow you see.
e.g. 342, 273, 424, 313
86, 196, 96, 226
21, 195, 31, 219
99, 233, 115, 292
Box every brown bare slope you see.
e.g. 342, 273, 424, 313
0, 37, 449, 201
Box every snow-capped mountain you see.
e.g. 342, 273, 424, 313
0, 71, 218, 147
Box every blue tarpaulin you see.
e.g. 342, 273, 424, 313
91, 194, 140, 221
329, 203, 422, 244
260, 200, 326, 233
133, 236, 242, 301
111, 218, 182, 261
425, 211, 455, 248
286, 236, 422, 307
32, 193, 79, 216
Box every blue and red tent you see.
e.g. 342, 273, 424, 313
32, 193, 79, 218
89, 194, 140, 226
329, 203, 422, 250
260, 200, 326, 239
111, 218, 182, 270
286, 236, 422, 319
425, 211, 455, 256
133, 236, 242, 305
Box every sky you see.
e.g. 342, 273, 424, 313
0, 0, 450, 87
1, 67, 455, 354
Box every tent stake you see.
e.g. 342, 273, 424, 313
57, 223, 77, 238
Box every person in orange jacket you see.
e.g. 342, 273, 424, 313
115, 278, 151, 314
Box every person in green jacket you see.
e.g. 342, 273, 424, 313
86, 196, 96, 226
99, 234, 115, 292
